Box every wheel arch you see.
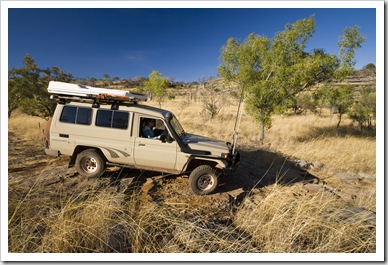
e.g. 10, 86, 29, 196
185, 157, 220, 173
69, 146, 107, 167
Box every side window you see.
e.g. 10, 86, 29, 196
96, 110, 129, 129
60, 106, 77, 123
60, 106, 92, 125
140, 117, 166, 138
96, 110, 112, 127
77, 108, 92, 125
112, 111, 129, 129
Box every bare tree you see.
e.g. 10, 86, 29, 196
199, 77, 229, 119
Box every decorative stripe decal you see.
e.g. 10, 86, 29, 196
98, 146, 131, 158
106, 148, 119, 158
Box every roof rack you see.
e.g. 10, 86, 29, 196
47, 81, 148, 104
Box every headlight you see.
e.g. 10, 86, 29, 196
221, 153, 230, 159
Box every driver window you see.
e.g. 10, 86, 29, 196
140, 117, 166, 139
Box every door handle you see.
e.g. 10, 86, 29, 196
138, 143, 145, 146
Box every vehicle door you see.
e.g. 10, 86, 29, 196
133, 114, 177, 171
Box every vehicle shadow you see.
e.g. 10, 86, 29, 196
217, 148, 320, 194
103, 167, 156, 183
101, 148, 320, 198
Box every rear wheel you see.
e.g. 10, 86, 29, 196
189, 165, 219, 195
75, 149, 106, 178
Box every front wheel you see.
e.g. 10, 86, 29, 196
189, 165, 219, 195
75, 149, 106, 178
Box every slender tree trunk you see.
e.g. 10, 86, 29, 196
258, 110, 266, 142
368, 116, 373, 129
259, 121, 265, 142
336, 111, 343, 129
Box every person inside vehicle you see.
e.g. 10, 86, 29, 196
142, 118, 160, 139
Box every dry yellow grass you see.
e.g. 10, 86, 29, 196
7, 97, 377, 255
8, 110, 47, 144
8, 98, 376, 177
148, 97, 376, 175
8, 174, 376, 253
266, 114, 376, 175
234, 184, 375, 253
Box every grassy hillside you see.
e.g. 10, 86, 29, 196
7, 97, 376, 255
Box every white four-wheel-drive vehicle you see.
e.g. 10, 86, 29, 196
44, 81, 240, 195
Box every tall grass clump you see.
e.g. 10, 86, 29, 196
234, 185, 376, 253
39, 192, 129, 252
118, 196, 256, 253
8, 177, 130, 253
8, 110, 47, 143
8, 177, 256, 253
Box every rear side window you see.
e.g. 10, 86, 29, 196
60, 106, 92, 125
96, 110, 129, 129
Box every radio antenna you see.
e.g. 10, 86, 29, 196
232, 87, 245, 155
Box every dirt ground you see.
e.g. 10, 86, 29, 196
8, 127, 375, 217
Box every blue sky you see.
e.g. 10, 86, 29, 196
7, 7, 377, 82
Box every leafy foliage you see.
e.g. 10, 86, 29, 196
8, 54, 74, 118
219, 17, 367, 140
362, 63, 376, 75
335, 26, 367, 81
144, 70, 170, 108
293, 92, 317, 115
349, 86, 376, 131
219, 16, 342, 140
326, 85, 355, 128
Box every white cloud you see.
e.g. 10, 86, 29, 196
123, 50, 153, 61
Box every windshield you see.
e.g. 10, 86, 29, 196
170, 115, 185, 139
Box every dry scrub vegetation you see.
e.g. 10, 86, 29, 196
7, 96, 376, 255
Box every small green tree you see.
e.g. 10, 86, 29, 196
326, 85, 354, 129
102, 73, 111, 86
294, 92, 317, 115
218, 33, 271, 140
362, 63, 376, 75
219, 16, 339, 141
349, 86, 376, 131
144, 70, 169, 108
323, 25, 366, 129
198, 77, 229, 119
112, 76, 121, 84
312, 85, 331, 116
8, 78, 24, 117
335, 25, 367, 81
8, 54, 74, 118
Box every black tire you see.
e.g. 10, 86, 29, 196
189, 165, 219, 195
75, 149, 106, 178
